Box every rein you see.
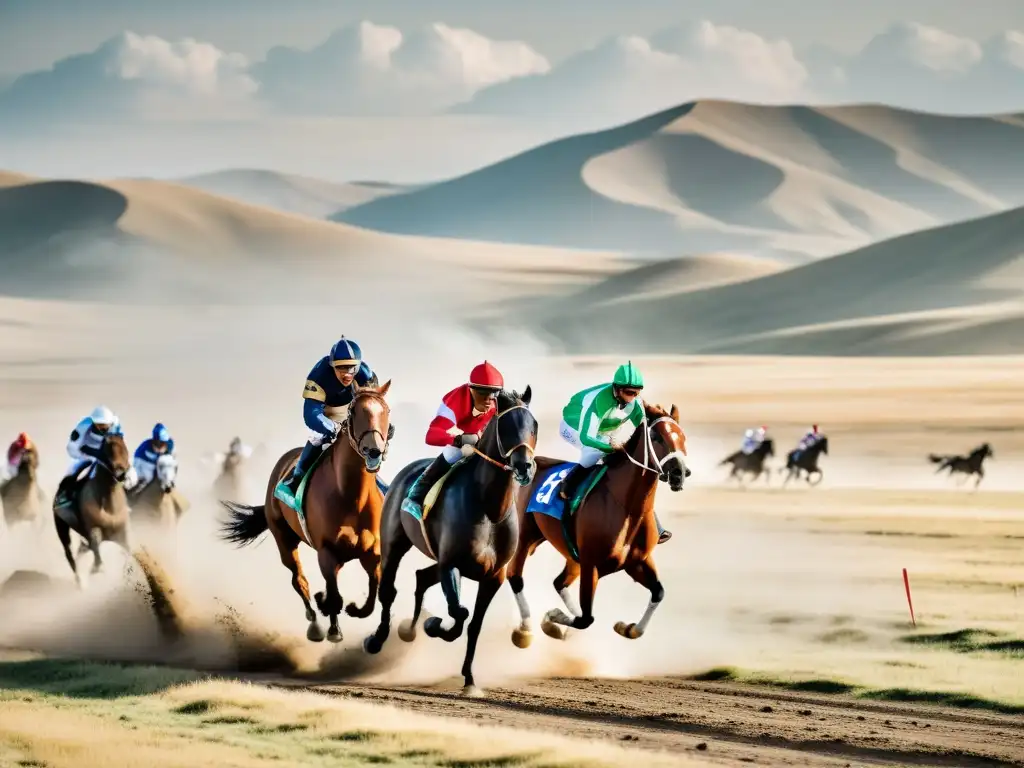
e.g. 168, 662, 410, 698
472, 404, 536, 472
620, 414, 685, 476
341, 389, 394, 461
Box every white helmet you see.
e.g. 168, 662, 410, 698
744, 428, 754, 437
89, 405, 115, 426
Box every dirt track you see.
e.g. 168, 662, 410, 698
277, 675, 1024, 767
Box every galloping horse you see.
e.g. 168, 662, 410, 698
213, 440, 249, 500
221, 382, 393, 643
720, 438, 775, 484
508, 402, 687, 647
130, 454, 189, 530
929, 443, 993, 488
364, 387, 537, 696
2, 445, 46, 531
53, 433, 133, 586
782, 436, 829, 486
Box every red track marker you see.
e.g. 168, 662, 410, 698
903, 568, 916, 627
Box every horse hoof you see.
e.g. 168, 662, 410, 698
397, 619, 417, 642
462, 685, 484, 698
327, 627, 343, 644
541, 619, 568, 641
614, 621, 643, 639
511, 627, 532, 649
344, 602, 369, 619
423, 617, 443, 638
306, 623, 326, 643
363, 635, 382, 655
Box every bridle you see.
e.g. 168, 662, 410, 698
341, 388, 394, 461
621, 412, 687, 479
473, 404, 537, 473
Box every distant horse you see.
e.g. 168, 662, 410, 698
213, 440, 250, 500
781, 436, 829, 486
508, 402, 688, 647
129, 454, 189, 530
53, 433, 133, 587
2, 445, 46, 532
929, 443, 993, 488
363, 387, 538, 696
719, 438, 775, 484
221, 382, 393, 644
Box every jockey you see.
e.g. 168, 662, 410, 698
277, 336, 378, 497
133, 423, 176, 487
55, 405, 136, 504
558, 361, 671, 544
741, 425, 768, 454
401, 361, 504, 518
4, 432, 33, 482
228, 436, 252, 460
793, 424, 821, 458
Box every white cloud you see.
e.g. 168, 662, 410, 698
253, 21, 549, 115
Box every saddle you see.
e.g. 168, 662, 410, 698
404, 457, 470, 524
526, 462, 607, 562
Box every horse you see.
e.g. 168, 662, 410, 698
363, 387, 538, 696
53, 433, 133, 587
213, 445, 248, 500
220, 382, 393, 644
507, 402, 688, 647
719, 438, 775, 484
781, 436, 829, 486
929, 443, 993, 488
1, 445, 47, 532
129, 454, 189, 530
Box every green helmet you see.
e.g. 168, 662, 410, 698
613, 361, 644, 389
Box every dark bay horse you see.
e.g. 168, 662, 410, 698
782, 436, 829, 486
363, 388, 538, 696
53, 434, 133, 587
2, 445, 46, 531
929, 443, 993, 488
508, 403, 688, 647
720, 438, 775, 484
130, 454, 189, 530
221, 382, 393, 643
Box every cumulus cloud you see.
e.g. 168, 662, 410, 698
252, 21, 549, 115
0, 31, 256, 123
454, 20, 813, 128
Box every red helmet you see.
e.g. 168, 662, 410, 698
469, 360, 503, 390
812, 424, 819, 433
14, 432, 29, 448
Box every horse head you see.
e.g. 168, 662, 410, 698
99, 433, 131, 483
483, 386, 538, 487
977, 442, 993, 459
646, 403, 689, 491
19, 446, 39, 475
761, 438, 775, 457
346, 379, 394, 473
818, 436, 829, 455
156, 453, 178, 492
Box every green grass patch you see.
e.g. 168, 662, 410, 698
863, 688, 1024, 715
0, 658, 199, 699
900, 628, 1024, 656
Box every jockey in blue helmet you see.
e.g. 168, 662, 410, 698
133, 422, 176, 488
277, 336, 378, 496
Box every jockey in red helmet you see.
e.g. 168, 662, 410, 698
401, 361, 504, 518
4, 432, 33, 482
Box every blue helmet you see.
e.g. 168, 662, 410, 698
330, 336, 362, 368
152, 423, 171, 442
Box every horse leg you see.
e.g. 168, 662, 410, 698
554, 561, 582, 617
314, 548, 345, 643
363, 526, 412, 654
461, 571, 505, 697
274, 525, 323, 642
614, 557, 664, 639
546, 562, 596, 632
398, 565, 440, 642
507, 511, 544, 649
974, 468, 984, 489
345, 547, 380, 619
423, 565, 469, 642
88, 527, 104, 574
54, 516, 81, 589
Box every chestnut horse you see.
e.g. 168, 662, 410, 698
220, 382, 393, 643
363, 387, 538, 696
509, 402, 688, 647
2, 445, 46, 531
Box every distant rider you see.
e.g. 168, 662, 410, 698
277, 336, 378, 498
133, 423, 176, 488
558, 361, 671, 544
793, 424, 821, 459
3, 432, 34, 484
401, 361, 504, 518
741, 425, 768, 454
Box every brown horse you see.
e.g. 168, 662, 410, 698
508, 402, 688, 646
129, 454, 189, 530
2, 446, 46, 531
53, 434, 134, 587
220, 382, 393, 643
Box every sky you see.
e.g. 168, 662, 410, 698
2, 0, 1023, 182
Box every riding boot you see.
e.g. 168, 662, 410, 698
281, 441, 319, 495
654, 511, 672, 544
558, 463, 589, 502
54, 473, 79, 509
402, 454, 451, 517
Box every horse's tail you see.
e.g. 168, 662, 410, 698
219, 501, 269, 546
